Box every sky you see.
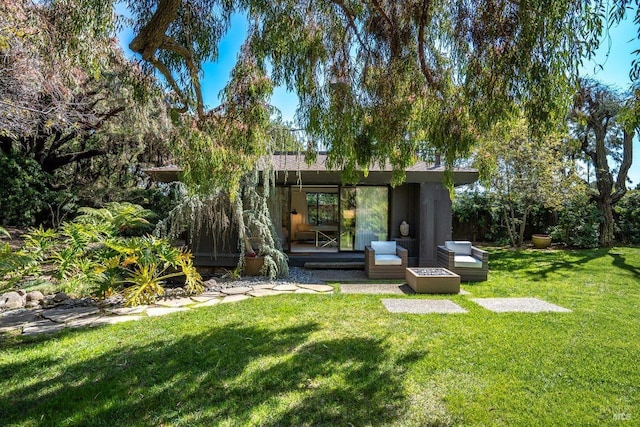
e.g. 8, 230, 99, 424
117, 7, 640, 185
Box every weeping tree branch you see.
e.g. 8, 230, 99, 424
129, 0, 206, 120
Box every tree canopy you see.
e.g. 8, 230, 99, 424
47, 0, 640, 189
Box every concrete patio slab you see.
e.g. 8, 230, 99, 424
382, 299, 468, 314
471, 297, 571, 313
340, 284, 415, 295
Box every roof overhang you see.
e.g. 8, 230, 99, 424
145, 154, 479, 187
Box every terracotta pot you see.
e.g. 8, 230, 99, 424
244, 256, 265, 276
532, 234, 552, 249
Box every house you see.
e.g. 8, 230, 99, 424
145, 153, 478, 268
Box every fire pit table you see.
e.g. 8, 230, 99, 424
405, 267, 460, 294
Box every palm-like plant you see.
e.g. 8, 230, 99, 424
107, 236, 202, 306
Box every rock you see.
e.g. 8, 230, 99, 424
25, 300, 42, 308
2, 292, 25, 310
204, 278, 218, 290
53, 292, 69, 303
26, 291, 45, 303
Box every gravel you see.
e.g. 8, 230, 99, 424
209, 267, 324, 291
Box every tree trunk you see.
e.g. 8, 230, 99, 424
597, 196, 615, 247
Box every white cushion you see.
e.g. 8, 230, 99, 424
371, 241, 396, 255
445, 240, 472, 256
454, 255, 482, 268
374, 254, 402, 266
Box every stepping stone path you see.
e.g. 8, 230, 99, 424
471, 297, 571, 313
0, 281, 334, 336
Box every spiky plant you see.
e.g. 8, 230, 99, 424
107, 236, 202, 306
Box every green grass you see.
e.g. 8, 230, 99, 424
1, 247, 639, 426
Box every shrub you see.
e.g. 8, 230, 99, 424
615, 190, 640, 244
0, 153, 61, 226
1, 207, 202, 305
550, 193, 602, 248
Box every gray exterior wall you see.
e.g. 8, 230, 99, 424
418, 182, 452, 267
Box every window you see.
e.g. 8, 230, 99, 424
306, 192, 338, 225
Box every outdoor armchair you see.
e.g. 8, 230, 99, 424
364, 241, 408, 279
436, 240, 488, 281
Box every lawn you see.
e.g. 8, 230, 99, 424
1, 247, 639, 426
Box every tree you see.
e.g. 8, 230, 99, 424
0, 0, 175, 221
570, 79, 636, 247
43, 0, 638, 271
475, 117, 581, 248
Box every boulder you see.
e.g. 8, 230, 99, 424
53, 292, 69, 303
1, 292, 25, 310
204, 278, 218, 290
26, 291, 45, 303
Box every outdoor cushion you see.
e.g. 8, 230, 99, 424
298, 223, 311, 232
445, 240, 472, 256
371, 241, 397, 255
454, 255, 483, 268
374, 254, 403, 266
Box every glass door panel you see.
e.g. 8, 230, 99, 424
340, 188, 356, 251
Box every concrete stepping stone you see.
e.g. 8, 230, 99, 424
145, 307, 189, 317
221, 287, 252, 295
193, 298, 222, 308
22, 319, 66, 335
341, 284, 415, 295
221, 294, 250, 303
272, 284, 299, 292
247, 289, 285, 297
382, 299, 468, 314
41, 307, 100, 323
471, 297, 571, 313
298, 284, 334, 292
155, 298, 195, 308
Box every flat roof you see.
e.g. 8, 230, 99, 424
145, 153, 478, 186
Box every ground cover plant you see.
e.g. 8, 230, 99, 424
1, 247, 639, 425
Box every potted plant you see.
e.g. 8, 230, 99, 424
531, 234, 552, 249
243, 251, 265, 276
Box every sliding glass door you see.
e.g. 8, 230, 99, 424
340, 186, 388, 251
